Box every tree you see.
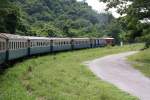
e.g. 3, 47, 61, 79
99, 0, 150, 47
0, 0, 20, 34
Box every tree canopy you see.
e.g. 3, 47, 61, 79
100, 0, 150, 47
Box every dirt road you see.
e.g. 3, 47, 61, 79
85, 51, 150, 100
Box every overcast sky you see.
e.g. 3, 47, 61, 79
77, 0, 120, 18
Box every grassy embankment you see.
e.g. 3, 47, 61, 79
0, 43, 143, 100
128, 48, 150, 77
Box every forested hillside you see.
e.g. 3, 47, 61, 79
0, 0, 114, 37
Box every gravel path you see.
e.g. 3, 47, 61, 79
85, 51, 150, 100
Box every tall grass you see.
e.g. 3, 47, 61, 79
128, 48, 150, 77
0, 43, 143, 100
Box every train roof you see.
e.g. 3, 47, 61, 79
71, 38, 90, 40
24, 36, 50, 40
102, 37, 114, 39
0, 33, 26, 39
0, 33, 50, 40
50, 37, 71, 40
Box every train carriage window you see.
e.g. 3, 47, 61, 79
11, 42, 13, 50
41, 42, 43, 46
3, 42, 5, 50
36, 42, 38, 47
19, 42, 21, 48
23, 42, 25, 48
15, 42, 17, 49
30, 42, 32, 47
44, 42, 46, 46
38, 42, 40, 47
40, 41, 42, 47
15, 42, 16, 50
39, 42, 40, 46
22, 42, 24, 48
38, 42, 40, 46
63, 41, 65, 45
31, 41, 34, 47
33, 42, 34, 47
44, 41, 46, 46
1, 41, 3, 51
0, 41, 2, 51
13, 42, 15, 50
1, 42, 3, 50
18, 42, 20, 49
21, 42, 23, 48
11, 42, 12, 50
16, 42, 18, 49
43, 42, 44, 46
40, 42, 42, 46
38, 42, 39, 46
12, 42, 14, 50
23, 42, 24, 48
2, 42, 4, 50
19, 42, 21, 49
19, 42, 20, 49
24, 42, 25, 48
17, 42, 19, 49
26, 42, 28, 48
32, 41, 34, 47
21, 42, 23, 49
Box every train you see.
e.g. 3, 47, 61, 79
0, 33, 114, 64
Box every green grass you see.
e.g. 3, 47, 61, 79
0, 43, 143, 100
128, 48, 150, 77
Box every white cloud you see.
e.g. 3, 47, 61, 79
77, 0, 121, 18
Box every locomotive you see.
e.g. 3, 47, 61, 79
0, 33, 114, 64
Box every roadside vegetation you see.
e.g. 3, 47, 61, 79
128, 48, 150, 77
0, 43, 143, 100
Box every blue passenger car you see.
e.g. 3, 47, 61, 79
26, 36, 51, 55
52, 38, 72, 51
73, 38, 91, 49
2, 34, 29, 60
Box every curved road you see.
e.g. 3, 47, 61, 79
85, 51, 150, 100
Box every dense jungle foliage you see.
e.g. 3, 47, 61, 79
0, 0, 114, 37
